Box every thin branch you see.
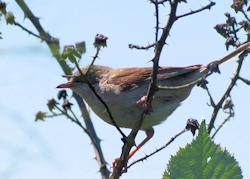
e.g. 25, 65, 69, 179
208, 51, 248, 134
204, 87, 216, 107
238, 76, 250, 85
54, 105, 90, 136
211, 115, 231, 139
55, 99, 110, 175
241, 10, 250, 22
73, 35, 126, 141
13, 21, 47, 41
176, 1, 216, 20
123, 129, 187, 172
85, 46, 101, 75
150, 0, 160, 42
90, 47, 100, 68
15, 0, 71, 74
73, 93, 111, 177
150, 0, 169, 5
128, 43, 156, 50
74, 61, 127, 141
231, 20, 239, 41
110, 1, 180, 178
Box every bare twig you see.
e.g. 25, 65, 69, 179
241, 10, 250, 22
128, 43, 156, 50
238, 76, 250, 85
208, 51, 248, 134
54, 105, 90, 136
13, 21, 48, 41
123, 129, 187, 172
150, 0, 169, 5
90, 48, 100, 69
211, 115, 231, 139
204, 90, 215, 108
110, 1, 180, 178
231, 19, 239, 41
150, 0, 160, 42
73, 93, 110, 177
176, 1, 216, 20
74, 61, 127, 141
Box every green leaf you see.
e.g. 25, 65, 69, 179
47, 98, 58, 111
35, 111, 47, 122
68, 54, 77, 63
162, 121, 242, 179
75, 41, 86, 55
72, 49, 81, 58
61, 45, 82, 63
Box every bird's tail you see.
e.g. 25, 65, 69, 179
200, 42, 250, 75
158, 42, 250, 90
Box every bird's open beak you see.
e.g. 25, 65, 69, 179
56, 81, 74, 88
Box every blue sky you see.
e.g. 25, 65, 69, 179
1, 0, 250, 179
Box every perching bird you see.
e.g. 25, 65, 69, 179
57, 42, 249, 162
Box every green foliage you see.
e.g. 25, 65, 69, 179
61, 42, 85, 64
162, 121, 242, 179
47, 98, 58, 112
75, 41, 86, 55
35, 111, 47, 122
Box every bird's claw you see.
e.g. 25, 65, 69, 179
136, 96, 153, 114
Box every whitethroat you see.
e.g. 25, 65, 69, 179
57, 43, 250, 164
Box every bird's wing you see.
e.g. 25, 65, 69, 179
106, 65, 204, 91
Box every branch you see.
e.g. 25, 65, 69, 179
74, 61, 127, 141
208, 51, 248, 134
13, 21, 47, 41
73, 93, 111, 177
15, 0, 71, 74
110, 1, 179, 178
176, 1, 216, 20
89, 47, 100, 68
128, 43, 155, 50
150, 0, 160, 41
238, 76, 250, 85
241, 10, 250, 22
123, 129, 187, 172
211, 115, 231, 139
15, 0, 110, 178
204, 87, 216, 107
54, 104, 90, 136
150, 0, 169, 5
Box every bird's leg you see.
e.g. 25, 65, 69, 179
112, 128, 154, 169
128, 128, 154, 159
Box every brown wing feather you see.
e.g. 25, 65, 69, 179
106, 65, 203, 91
108, 67, 152, 91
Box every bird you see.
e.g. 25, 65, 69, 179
57, 42, 249, 164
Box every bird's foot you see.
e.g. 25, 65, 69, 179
136, 96, 153, 114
